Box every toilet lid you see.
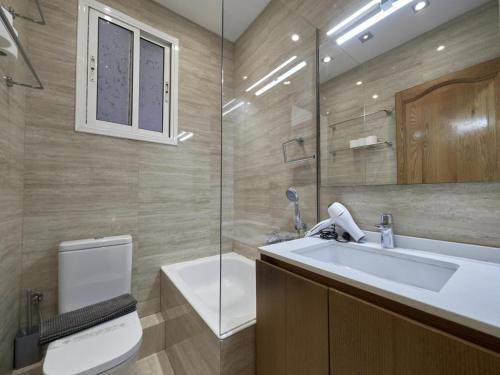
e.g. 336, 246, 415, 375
43, 311, 142, 375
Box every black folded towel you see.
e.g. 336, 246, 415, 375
40, 293, 137, 345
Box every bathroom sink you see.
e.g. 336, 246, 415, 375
293, 244, 459, 292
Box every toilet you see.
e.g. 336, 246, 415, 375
43, 235, 142, 375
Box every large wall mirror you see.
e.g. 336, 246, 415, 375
319, 0, 500, 187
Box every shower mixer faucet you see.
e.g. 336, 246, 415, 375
286, 187, 306, 237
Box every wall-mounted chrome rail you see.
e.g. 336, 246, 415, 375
330, 140, 393, 155
8, 0, 45, 25
0, 5, 44, 89
282, 137, 316, 164
329, 109, 393, 129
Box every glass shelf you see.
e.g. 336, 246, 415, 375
5, 0, 45, 25
0, 2, 44, 89
329, 109, 393, 129
330, 141, 393, 155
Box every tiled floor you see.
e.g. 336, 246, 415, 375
135, 351, 176, 375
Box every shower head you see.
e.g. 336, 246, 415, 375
286, 187, 299, 202
286, 187, 306, 235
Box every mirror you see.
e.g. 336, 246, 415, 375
0, 0, 44, 89
319, 0, 500, 186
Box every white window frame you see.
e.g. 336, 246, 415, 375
75, 0, 179, 145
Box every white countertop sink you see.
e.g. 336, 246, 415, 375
294, 244, 458, 292
259, 231, 500, 338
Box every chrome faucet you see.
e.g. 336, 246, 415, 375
375, 213, 395, 249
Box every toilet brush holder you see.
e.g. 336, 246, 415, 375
14, 289, 44, 369
14, 327, 41, 369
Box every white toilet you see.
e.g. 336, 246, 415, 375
43, 235, 142, 375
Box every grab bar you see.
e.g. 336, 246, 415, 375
282, 137, 316, 164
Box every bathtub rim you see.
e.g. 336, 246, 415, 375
161, 252, 256, 340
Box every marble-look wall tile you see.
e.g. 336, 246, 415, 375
139, 313, 165, 359
320, 182, 500, 248
226, 0, 318, 257
0, 1, 27, 371
21, 0, 228, 326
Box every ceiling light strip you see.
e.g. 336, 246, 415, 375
245, 56, 298, 92
222, 98, 236, 109
179, 132, 194, 142
222, 101, 244, 116
326, 0, 380, 36
336, 0, 414, 45
255, 61, 307, 96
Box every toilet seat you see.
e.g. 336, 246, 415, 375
43, 311, 142, 375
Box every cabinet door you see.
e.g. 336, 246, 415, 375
256, 260, 329, 375
329, 289, 500, 375
256, 259, 287, 375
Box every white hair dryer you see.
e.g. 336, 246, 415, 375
305, 202, 365, 242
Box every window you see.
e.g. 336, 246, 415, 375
76, 0, 179, 145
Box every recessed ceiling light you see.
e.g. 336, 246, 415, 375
322, 56, 332, 63
356, 81, 363, 86
372, 94, 379, 99
283, 81, 291, 85
413, 1, 430, 12
359, 32, 374, 43
326, 111, 331, 115
437, 45, 446, 52
291, 34, 300, 42
242, 76, 248, 80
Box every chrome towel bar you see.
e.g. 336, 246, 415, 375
282, 137, 316, 164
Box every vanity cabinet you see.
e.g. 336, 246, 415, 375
256, 257, 500, 375
256, 260, 329, 375
329, 289, 500, 375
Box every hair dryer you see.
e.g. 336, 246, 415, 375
305, 202, 366, 242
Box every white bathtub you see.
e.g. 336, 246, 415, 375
161, 252, 256, 339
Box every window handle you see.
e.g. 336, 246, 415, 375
89, 55, 96, 82
165, 82, 169, 103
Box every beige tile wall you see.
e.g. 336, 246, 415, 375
228, 0, 500, 252
0, 0, 28, 372
21, 0, 227, 324
226, 0, 318, 255
0, 60, 25, 375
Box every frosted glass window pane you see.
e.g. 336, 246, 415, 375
96, 18, 133, 126
139, 38, 165, 132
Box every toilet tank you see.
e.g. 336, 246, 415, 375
58, 235, 133, 313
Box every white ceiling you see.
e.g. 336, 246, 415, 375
153, 0, 271, 42
320, 0, 491, 83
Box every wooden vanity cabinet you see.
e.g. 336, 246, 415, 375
256, 260, 329, 375
329, 289, 500, 375
256, 258, 500, 375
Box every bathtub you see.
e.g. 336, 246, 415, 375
161, 252, 256, 375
